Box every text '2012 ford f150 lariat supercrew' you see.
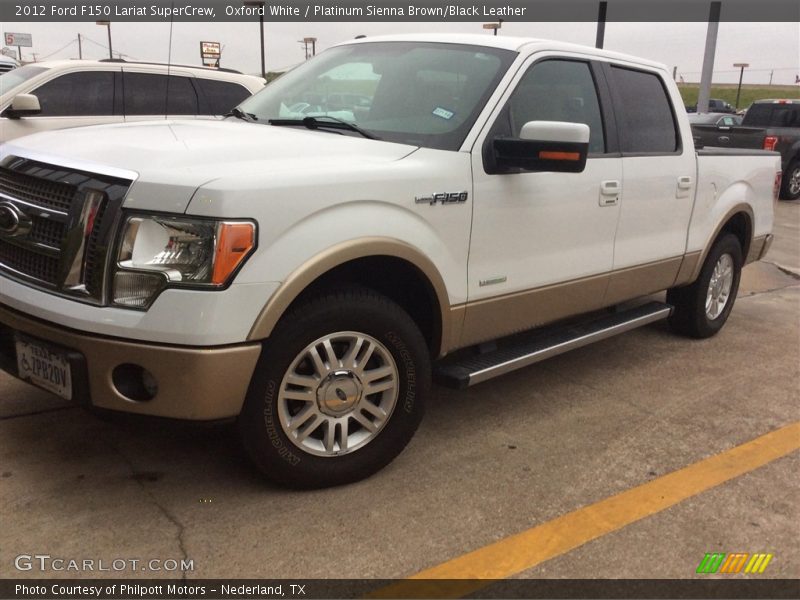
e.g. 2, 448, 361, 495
0, 35, 781, 487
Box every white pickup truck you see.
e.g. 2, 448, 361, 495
0, 35, 780, 488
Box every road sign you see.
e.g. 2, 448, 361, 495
1, 47, 17, 58
4, 32, 32, 47
200, 41, 221, 68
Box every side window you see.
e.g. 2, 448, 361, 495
123, 73, 198, 115
196, 79, 252, 115
609, 66, 678, 154
32, 71, 116, 117
504, 60, 605, 154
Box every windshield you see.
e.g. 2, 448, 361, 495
0, 65, 48, 96
238, 42, 516, 150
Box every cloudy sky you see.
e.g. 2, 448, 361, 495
6, 20, 799, 84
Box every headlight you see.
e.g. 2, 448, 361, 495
113, 214, 256, 308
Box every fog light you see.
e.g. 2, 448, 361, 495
112, 271, 166, 308
112, 364, 159, 401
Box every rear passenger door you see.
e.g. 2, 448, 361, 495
602, 64, 696, 304
122, 70, 199, 122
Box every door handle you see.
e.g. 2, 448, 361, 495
599, 180, 620, 206
677, 176, 693, 189
718, 136, 730, 143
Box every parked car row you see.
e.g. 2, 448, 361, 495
689, 99, 800, 200
0, 59, 265, 142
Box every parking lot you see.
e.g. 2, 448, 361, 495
1, 201, 798, 585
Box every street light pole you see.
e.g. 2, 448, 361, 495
733, 62, 749, 110
96, 21, 112, 60
243, 1, 266, 79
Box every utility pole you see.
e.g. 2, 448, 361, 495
78, 33, 82, 59
596, 1, 607, 49
672, 66, 678, 81
697, 1, 721, 114
769, 70, 774, 85
733, 62, 749, 109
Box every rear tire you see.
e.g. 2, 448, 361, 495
667, 233, 742, 339
238, 287, 430, 488
780, 159, 800, 200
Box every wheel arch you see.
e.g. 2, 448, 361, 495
684, 204, 754, 284
247, 238, 455, 358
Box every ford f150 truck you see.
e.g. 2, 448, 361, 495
690, 99, 800, 199
0, 35, 781, 488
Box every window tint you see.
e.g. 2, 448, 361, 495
123, 73, 198, 115
743, 103, 800, 128
196, 79, 252, 114
32, 71, 115, 117
505, 60, 605, 154
610, 66, 677, 153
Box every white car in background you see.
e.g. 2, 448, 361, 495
0, 59, 265, 142
0, 55, 19, 74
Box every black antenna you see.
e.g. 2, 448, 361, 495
165, 0, 175, 119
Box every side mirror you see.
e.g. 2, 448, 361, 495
491, 121, 590, 174
4, 94, 41, 119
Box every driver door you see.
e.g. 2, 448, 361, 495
463, 56, 622, 346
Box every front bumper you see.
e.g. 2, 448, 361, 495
0, 305, 261, 420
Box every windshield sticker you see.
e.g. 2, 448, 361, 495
432, 107, 455, 120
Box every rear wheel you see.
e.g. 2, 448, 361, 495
238, 287, 430, 488
667, 233, 742, 339
781, 159, 800, 200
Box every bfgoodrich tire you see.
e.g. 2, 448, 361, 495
238, 287, 430, 488
667, 233, 743, 339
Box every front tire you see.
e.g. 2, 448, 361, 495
238, 287, 430, 488
667, 233, 743, 339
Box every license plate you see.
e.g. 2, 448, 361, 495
15, 336, 72, 400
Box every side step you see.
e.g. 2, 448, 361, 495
435, 301, 672, 389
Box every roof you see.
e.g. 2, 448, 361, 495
16, 59, 264, 84
336, 33, 668, 72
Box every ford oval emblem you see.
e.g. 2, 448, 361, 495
0, 201, 31, 237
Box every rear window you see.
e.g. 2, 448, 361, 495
195, 79, 252, 114
609, 66, 678, 154
123, 72, 198, 115
743, 104, 800, 128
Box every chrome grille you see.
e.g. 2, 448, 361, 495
0, 239, 60, 284
0, 157, 131, 304
0, 166, 76, 212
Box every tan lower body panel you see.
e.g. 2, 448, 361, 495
0, 305, 261, 420
459, 273, 610, 348
457, 257, 683, 350
747, 234, 771, 264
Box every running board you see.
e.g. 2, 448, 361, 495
435, 301, 672, 389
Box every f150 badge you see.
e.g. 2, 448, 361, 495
415, 191, 468, 206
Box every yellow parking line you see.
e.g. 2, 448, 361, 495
371, 421, 800, 599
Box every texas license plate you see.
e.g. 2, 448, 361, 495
15, 336, 72, 400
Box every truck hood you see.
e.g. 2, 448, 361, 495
0, 119, 418, 213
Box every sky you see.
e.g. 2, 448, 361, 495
5, 20, 799, 85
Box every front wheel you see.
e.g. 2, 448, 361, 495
238, 288, 430, 488
667, 233, 743, 339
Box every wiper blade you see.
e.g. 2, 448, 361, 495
225, 107, 258, 122
268, 116, 379, 140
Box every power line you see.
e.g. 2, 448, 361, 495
81, 35, 138, 60
38, 38, 79, 60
